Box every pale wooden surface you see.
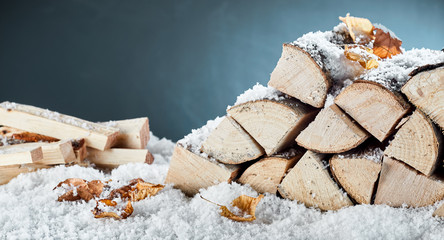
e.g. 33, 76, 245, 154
0, 144, 43, 166
72, 139, 88, 163
33, 141, 77, 165
330, 154, 382, 204
238, 153, 303, 194
0, 126, 59, 144
296, 104, 369, 153
201, 116, 264, 164
107, 118, 150, 149
433, 202, 444, 217
384, 110, 442, 176
335, 81, 410, 141
374, 157, 444, 207
165, 145, 240, 196
268, 44, 329, 108
0, 102, 120, 150
0, 164, 50, 185
87, 148, 153, 168
278, 151, 353, 210
228, 99, 317, 155
402, 66, 444, 130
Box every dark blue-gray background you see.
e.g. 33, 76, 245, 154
1, 0, 443, 141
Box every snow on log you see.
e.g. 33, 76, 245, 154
374, 157, 444, 207
278, 150, 353, 211
227, 99, 318, 156
201, 116, 264, 164
402, 63, 444, 130
268, 44, 330, 108
330, 146, 383, 204
103, 118, 150, 149
296, 104, 369, 153
0, 164, 50, 185
0, 102, 120, 150
165, 145, 241, 196
334, 81, 411, 141
0, 143, 43, 166
384, 110, 442, 176
238, 149, 304, 194
87, 148, 154, 168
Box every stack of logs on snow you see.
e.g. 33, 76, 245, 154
166, 44, 444, 214
0, 102, 153, 185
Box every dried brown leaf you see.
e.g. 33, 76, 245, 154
55, 178, 104, 202
109, 178, 164, 202
372, 27, 402, 59
339, 13, 374, 44
92, 199, 133, 220
344, 45, 379, 70
202, 194, 264, 222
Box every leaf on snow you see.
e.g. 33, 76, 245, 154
201, 194, 264, 222
372, 27, 402, 59
339, 13, 374, 44
109, 178, 164, 202
54, 178, 104, 202
344, 45, 379, 70
92, 199, 133, 220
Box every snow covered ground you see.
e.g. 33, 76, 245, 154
1, 133, 444, 240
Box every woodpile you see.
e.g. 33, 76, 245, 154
166, 16, 444, 213
0, 102, 153, 185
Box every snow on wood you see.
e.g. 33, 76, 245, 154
278, 150, 353, 211
87, 148, 154, 168
334, 81, 411, 141
201, 116, 264, 164
384, 110, 442, 176
0, 143, 43, 166
296, 104, 369, 153
0, 102, 120, 150
374, 157, 444, 207
102, 117, 150, 149
227, 99, 318, 155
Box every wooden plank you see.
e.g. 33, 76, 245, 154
87, 148, 154, 168
201, 116, 264, 164
0, 143, 43, 166
0, 126, 59, 143
0, 102, 120, 150
165, 145, 241, 196
0, 164, 50, 185
103, 118, 150, 149
71, 139, 88, 163
374, 157, 444, 207
278, 150, 353, 210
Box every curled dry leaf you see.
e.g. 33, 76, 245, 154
339, 13, 374, 44
54, 178, 104, 202
373, 27, 402, 59
201, 194, 264, 222
109, 178, 164, 202
92, 199, 133, 220
344, 45, 379, 70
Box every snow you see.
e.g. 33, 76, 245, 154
228, 83, 286, 109
337, 146, 384, 163
1, 132, 444, 239
373, 23, 400, 40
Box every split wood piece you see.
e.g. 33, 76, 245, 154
0, 144, 43, 166
268, 44, 330, 108
374, 157, 444, 207
238, 150, 304, 194
0, 102, 120, 150
201, 116, 265, 164
165, 145, 241, 196
87, 148, 154, 168
384, 110, 442, 176
71, 139, 88, 163
402, 64, 444, 130
433, 202, 444, 217
227, 99, 318, 155
0, 164, 50, 185
31, 141, 77, 165
0, 126, 59, 143
335, 81, 411, 141
278, 151, 353, 210
104, 118, 150, 149
330, 150, 382, 204
296, 104, 369, 153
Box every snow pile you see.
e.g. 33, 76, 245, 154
229, 83, 286, 109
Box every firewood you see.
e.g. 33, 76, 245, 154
402, 63, 444, 130
334, 81, 411, 141
31, 141, 77, 165
277, 151, 353, 210
104, 118, 150, 149
165, 145, 241, 196
71, 139, 87, 163
384, 110, 442, 176
374, 157, 444, 207
296, 104, 369, 153
87, 148, 154, 168
330, 146, 382, 204
268, 44, 330, 108
0, 102, 120, 150
238, 149, 304, 194
0, 143, 43, 166
433, 202, 444, 217
0, 164, 50, 185
201, 116, 264, 164
227, 99, 317, 155
0, 126, 59, 143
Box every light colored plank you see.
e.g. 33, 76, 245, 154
0, 102, 119, 150
0, 164, 50, 185
0, 143, 43, 166
103, 118, 150, 149
0, 126, 59, 144
87, 148, 154, 168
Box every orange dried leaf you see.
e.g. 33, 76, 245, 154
373, 27, 402, 59
339, 13, 374, 44
92, 199, 133, 220
344, 45, 379, 70
202, 194, 264, 222
54, 178, 104, 202
109, 178, 164, 202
